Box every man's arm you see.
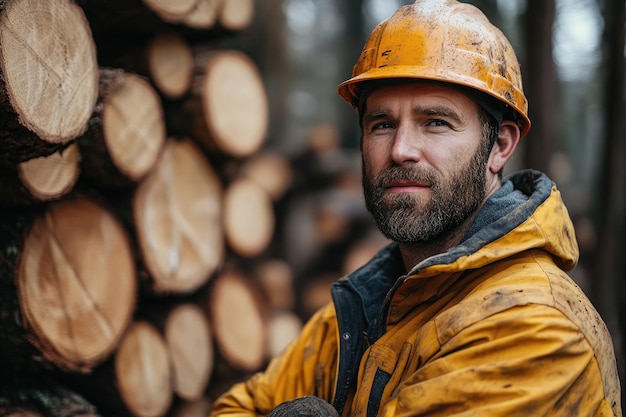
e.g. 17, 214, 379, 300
210, 304, 340, 416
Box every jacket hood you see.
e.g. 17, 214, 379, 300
409, 169, 579, 277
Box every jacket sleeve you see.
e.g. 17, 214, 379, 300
210, 303, 340, 416
380, 304, 611, 417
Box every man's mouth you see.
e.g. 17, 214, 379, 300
385, 180, 430, 194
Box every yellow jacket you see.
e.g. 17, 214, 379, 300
211, 170, 621, 416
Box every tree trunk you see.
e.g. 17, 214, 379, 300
0, 0, 98, 164
523, 0, 559, 171
595, 0, 626, 389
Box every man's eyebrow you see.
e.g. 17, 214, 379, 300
414, 105, 463, 124
362, 105, 464, 125
362, 109, 390, 125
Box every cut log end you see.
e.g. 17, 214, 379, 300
165, 304, 213, 401
115, 321, 173, 417
219, 0, 255, 31
102, 70, 166, 180
267, 310, 302, 358
147, 33, 194, 99
223, 178, 275, 258
200, 51, 268, 157
239, 152, 294, 201
181, 0, 221, 29
17, 143, 80, 202
143, 0, 199, 23
0, 0, 98, 142
134, 138, 224, 294
17, 195, 137, 373
208, 270, 268, 372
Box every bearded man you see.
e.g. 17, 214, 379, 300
210, 1, 621, 416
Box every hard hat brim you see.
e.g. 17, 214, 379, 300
338, 67, 531, 138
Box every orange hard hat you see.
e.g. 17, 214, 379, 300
337, 0, 531, 137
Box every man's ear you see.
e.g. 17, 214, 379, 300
489, 120, 521, 174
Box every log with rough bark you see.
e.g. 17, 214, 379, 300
0, 0, 98, 163
78, 68, 166, 188
133, 137, 225, 294
207, 269, 268, 372
0, 143, 80, 205
187, 49, 269, 158
0, 376, 100, 417
0, 195, 137, 375
223, 177, 275, 258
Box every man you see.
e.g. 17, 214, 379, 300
211, 1, 622, 416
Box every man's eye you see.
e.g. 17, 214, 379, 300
427, 119, 449, 127
373, 122, 394, 130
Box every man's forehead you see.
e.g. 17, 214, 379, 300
364, 81, 479, 115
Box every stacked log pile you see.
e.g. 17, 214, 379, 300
0, 0, 304, 416
0, 1, 387, 416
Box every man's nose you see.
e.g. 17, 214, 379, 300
390, 125, 423, 165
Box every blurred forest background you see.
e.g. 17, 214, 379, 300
222, 0, 626, 387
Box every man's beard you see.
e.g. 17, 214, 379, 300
363, 143, 490, 243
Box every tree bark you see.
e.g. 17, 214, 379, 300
0, 375, 100, 417
523, 0, 558, 171
0, 0, 98, 163
595, 0, 626, 386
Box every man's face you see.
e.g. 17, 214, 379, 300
361, 81, 491, 243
